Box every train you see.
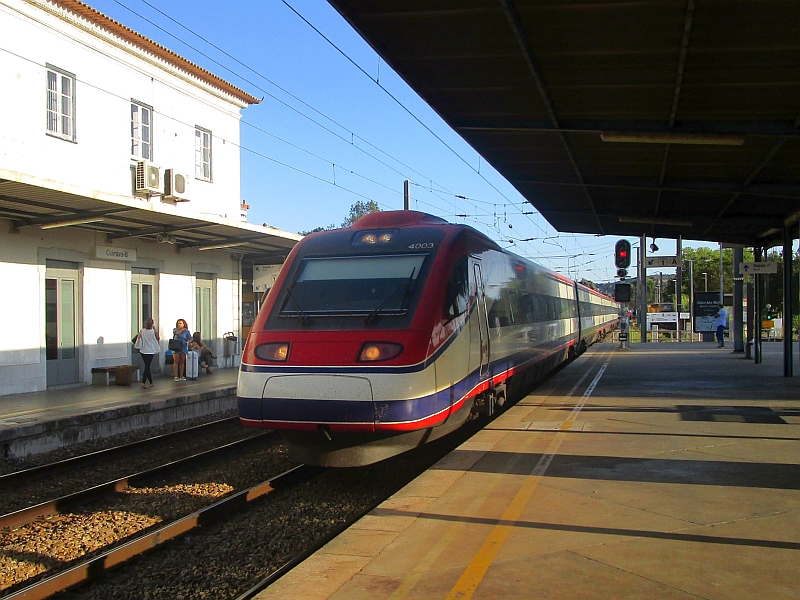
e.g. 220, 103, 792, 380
238, 211, 619, 467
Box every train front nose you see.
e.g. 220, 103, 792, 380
262, 374, 375, 431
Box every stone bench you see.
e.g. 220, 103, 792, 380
91, 365, 140, 386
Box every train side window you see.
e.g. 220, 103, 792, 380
489, 290, 512, 327
520, 293, 535, 324
444, 257, 469, 319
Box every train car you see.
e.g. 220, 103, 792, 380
576, 283, 619, 349
238, 211, 618, 467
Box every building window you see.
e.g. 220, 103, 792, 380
131, 102, 152, 160
46, 66, 75, 141
195, 127, 212, 181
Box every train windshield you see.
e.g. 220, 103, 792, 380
281, 254, 427, 317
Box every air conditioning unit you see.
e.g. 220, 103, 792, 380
164, 168, 190, 202
135, 160, 161, 196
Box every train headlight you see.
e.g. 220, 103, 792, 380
255, 342, 290, 362
358, 342, 403, 362
354, 230, 395, 246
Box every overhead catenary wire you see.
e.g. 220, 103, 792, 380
5, 1, 613, 280
107, 0, 572, 250
109, 0, 552, 242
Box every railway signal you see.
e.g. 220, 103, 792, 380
614, 239, 631, 269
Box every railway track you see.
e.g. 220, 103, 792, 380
0, 417, 261, 515
3, 418, 486, 599
1, 431, 295, 598
2, 464, 319, 600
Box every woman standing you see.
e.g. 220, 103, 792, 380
135, 317, 160, 388
172, 319, 192, 381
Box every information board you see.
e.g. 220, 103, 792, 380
694, 291, 723, 332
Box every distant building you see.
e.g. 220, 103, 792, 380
0, 0, 299, 395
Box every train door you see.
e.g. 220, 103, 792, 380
472, 262, 489, 378
45, 261, 81, 386
573, 281, 583, 350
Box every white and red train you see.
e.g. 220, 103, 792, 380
238, 211, 618, 466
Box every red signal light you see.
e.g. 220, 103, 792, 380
614, 240, 632, 269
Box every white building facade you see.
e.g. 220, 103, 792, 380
0, 0, 298, 396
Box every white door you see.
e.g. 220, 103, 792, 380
45, 261, 80, 386
195, 273, 215, 343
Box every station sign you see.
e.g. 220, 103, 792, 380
645, 256, 679, 268
96, 245, 136, 261
646, 312, 690, 324
254, 264, 283, 292
739, 261, 778, 274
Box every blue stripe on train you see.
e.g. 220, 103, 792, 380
239, 338, 571, 425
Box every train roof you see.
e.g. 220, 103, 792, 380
349, 211, 616, 302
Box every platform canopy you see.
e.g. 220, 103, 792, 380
327, 0, 800, 246
0, 175, 300, 261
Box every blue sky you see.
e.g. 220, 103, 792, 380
87, 0, 721, 282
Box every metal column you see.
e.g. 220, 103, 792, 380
783, 227, 793, 376
754, 247, 763, 364
746, 279, 754, 359
639, 234, 647, 343
733, 247, 744, 353
676, 237, 682, 341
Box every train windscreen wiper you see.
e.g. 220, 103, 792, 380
364, 268, 416, 325
281, 282, 310, 326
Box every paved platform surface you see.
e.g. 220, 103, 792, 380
257, 342, 800, 600
0, 368, 239, 456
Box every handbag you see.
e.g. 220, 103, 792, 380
168, 338, 183, 352
133, 332, 143, 350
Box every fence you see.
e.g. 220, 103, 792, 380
612, 330, 708, 343
612, 331, 784, 343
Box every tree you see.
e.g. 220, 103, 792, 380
298, 224, 335, 236
341, 200, 380, 228
298, 200, 382, 236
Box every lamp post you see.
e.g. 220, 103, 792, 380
685, 259, 695, 336
702, 272, 708, 292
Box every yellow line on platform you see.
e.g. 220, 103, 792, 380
445, 359, 610, 600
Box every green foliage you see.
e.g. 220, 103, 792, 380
679, 247, 797, 318
298, 224, 335, 236
341, 200, 381, 228
298, 200, 381, 235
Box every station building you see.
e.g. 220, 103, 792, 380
0, 0, 299, 396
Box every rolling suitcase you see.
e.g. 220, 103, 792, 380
186, 350, 200, 380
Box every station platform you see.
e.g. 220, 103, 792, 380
257, 342, 800, 600
0, 367, 239, 458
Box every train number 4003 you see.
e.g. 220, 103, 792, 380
408, 243, 434, 249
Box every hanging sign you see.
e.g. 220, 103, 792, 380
739, 262, 778, 274
645, 256, 679, 268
